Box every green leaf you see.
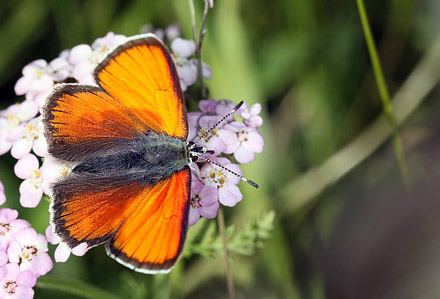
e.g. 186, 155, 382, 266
36, 276, 123, 299
185, 211, 275, 259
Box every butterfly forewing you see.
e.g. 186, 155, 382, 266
94, 35, 188, 139
43, 85, 150, 161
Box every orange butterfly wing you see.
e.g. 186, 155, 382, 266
51, 175, 150, 247
43, 85, 151, 161
106, 169, 191, 273
94, 34, 188, 139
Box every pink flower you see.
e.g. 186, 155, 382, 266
45, 225, 88, 263
239, 102, 263, 127
171, 38, 196, 58
170, 38, 212, 91
10, 117, 47, 159
141, 25, 181, 42
7, 227, 53, 276
25, 90, 47, 108
14, 58, 70, 97
215, 99, 237, 124
92, 32, 127, 50
0, 264, 36, 299
69, 32, 126, 84
0, 182, 6, 206
0, 209, 31, 251
188, 112, 203, 141
219, 122, 264, 164
199, 99, 218, 114
0, 101, 39, 155
200, 157, 243, 207
190, 59, 212, 80
14, 154, 44, 208
188, 169, 219, 226
197, 116, 224, 156
165, 25, 181, 41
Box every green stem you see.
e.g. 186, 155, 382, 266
187, 0, 211, 98
36, 276, 123, 299
218, 208, 235, 299
356, 0, 411, 190
188, 0, 198, 45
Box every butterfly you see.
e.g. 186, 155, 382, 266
42, 34, 256, 274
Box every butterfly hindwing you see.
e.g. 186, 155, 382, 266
94, 34, 188, 140
51, 173, 150, 248
106, 168, 191, 273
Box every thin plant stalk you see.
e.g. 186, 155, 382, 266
188, 0, 213, 98
188, 0, 198, 45
187, 2, 234, 296
218, 207, 236, 299
356, 0, 411, 190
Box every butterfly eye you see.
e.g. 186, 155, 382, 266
191, 155, 198, 162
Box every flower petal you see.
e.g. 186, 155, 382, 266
32, 135, 47, 157
2, 263, 20, 281
176, 64, 197, 86
11, 138, 33, 159
17, 101, 39, 122
34, 252, 53, 275
17, 270, 37, 288
69, 44, 92, 65
0, 208, 18, 223
7, 241, 22, 263
234, 145, 255, 164
0, 250, 8, 266
55, 243, 71, 262
45, 225, 59, 245
19, 182, 43, 208
188, 207, 200, 226
14, 154, 39, 179
171, 38, 196, 58
35, 234, 48, 251
247, 131, 264, 153
12, 286, 34, 299
15, 227, 37, 245
71, 242, 88, 256
14, 76, 33, 96
219, 184, 243, 207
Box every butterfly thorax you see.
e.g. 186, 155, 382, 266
72, 131, 188, 186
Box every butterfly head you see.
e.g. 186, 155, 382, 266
187, 141, 215, 163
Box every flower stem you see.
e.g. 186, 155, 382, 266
218, 207, 236, 299
188, 0, 198, 45
36, 276, 122, 299
188, 0, 212, 98
356, 0, 411, 191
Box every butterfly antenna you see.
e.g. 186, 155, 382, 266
197, 155, 259, 189
192, 101, 244, 146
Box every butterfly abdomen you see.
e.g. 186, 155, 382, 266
72, 133, 188, 186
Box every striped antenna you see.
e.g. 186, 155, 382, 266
191, 101, 244, 147
197, 155, 259, 189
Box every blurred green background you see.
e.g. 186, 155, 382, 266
1, 0, 440, 298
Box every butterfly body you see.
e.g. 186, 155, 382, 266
71, 132, 189, 186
